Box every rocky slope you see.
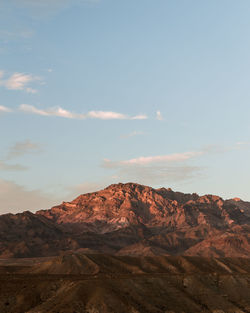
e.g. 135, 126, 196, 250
1, 253, 250, 313
0, 183, 250, 258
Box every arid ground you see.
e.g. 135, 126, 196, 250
0, 253, 250, 313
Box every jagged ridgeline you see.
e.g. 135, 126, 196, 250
1, 183, 250, 258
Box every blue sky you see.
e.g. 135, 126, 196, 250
1, 0, 250, 213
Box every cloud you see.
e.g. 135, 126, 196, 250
0, 30, 34, 40
8, 0, 100, 19
0, 140, 41, 171
102, 149, 206, 185
156, 111, 163, 120
131, 114, 148, 120
87, 111, 128, 120
0, 71, 41, 93
7, 140, 41, 159
0, 161, 27, 171
111, 165, 203, 186
0, 105, 12, 113
19, 104, 148, 120
13, 0, 98, 7
120, 131, 145, 139
25, 87, 37, 94
236, 141, 250, 147
101, 142, 250, 186
201, 142, 250, 154
87, 111, 147, 120
0, 179, 60, 214
103, 150, 204, 168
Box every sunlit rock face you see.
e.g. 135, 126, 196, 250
1, 182, 250, 258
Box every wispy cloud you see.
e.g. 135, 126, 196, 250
0, 105, 12, 113
156, 110, 163, 120
0, 140, 41, 172
103, 150, 204, 168
131, 114, 148, 120
7, 140, 41, 159
87, 111, 147, 120
236, 141, 250, 147
0, 179, 60, 213
109, 165, 203, 186
0, 29, 34, 40
19, 104, 76, 118
102, 148, 207, 185
19, 104, 148, 120
87, 111, 129, 120
120, 131, 145, 139
9, 0, 100, 19
102, 142, 250, 185
0, 161, 27, 171
13, 0, 98, 7
0, 71, 40, 93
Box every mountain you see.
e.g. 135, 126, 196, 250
1, 182, 250, 258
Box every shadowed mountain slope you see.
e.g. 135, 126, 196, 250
0, 253, 250, 313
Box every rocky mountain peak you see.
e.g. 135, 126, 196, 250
232, 197, 242, 202
1, 182, 250, 258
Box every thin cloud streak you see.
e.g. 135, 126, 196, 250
131, 114, 148, 120
113, 165, 203, 186
12, 0, 98, 7
19, 104, 148, 120
0, 161, 27, 171
103, 150, 204, 168
0, 29, 34, 40
236, 141, 250, 147
102, 142, 250, 186
9, 0, 100, 19
101, 148, 207, 186
7, 140, 41, 159
102, 149, 205, 185
120, 131, 145, 139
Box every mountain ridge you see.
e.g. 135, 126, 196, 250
1, 182, 250, 258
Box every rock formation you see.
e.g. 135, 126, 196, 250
1, 183, 250, 258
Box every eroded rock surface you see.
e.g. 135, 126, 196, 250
0, 183, 250, 258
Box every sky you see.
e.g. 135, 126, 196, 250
1, 0, 250, 213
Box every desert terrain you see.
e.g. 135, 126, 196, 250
0, 183, 250, 312
0, 253, 250, 313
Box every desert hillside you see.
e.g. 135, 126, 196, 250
0, 183, 250, 258
0, 253, 250, 313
